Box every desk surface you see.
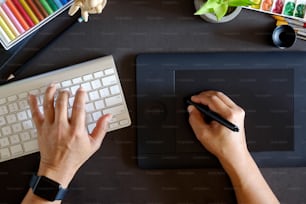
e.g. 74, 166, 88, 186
1, 0, 306, 203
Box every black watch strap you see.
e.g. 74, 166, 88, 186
30, 174, 68, 201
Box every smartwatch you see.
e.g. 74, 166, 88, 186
29, 174, 68, 201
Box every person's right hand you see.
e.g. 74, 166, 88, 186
187, 91, 249, 165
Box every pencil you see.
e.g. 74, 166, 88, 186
187, 99, 240, 132
6, 0, 30, 30
39, 0, 53, 15
52, 0, 63, 9
33, 0, 48, 18
0, 15, 15, 40
0, 22, 11, 43
25, 0, 44, 21
1, 2, 25, 33
46, 0, 58, 12
12, 0, 35, 27
0, 6, 20, 36
20, 0, 40, 24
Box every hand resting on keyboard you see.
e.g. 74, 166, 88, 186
22, 85, 112, 203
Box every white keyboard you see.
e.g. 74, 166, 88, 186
0, 55, 131, 163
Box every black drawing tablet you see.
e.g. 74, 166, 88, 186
136, 52, 306, 168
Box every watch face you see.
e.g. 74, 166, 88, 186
33, 176, 60, 201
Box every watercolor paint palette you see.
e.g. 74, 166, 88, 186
244, 0, 306, 22
0, 0, 73, 50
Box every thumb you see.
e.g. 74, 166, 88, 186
90, 114, 112, 147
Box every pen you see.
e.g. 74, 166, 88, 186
186, 99, 240, 132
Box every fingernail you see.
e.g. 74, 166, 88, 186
187, 105, 194, 113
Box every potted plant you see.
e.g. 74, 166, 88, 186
194, 0, 256, 23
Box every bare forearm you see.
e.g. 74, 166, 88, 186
220, 153, 279, 204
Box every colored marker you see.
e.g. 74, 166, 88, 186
53, 0, 63, 9
6, 0, 30, 30
0, 23, 11, 43
34, 0, 48, 17
0, 6, 20, 36
39, 0, 53, 14
59, 0, 67, 5
46, 0, 58, 12
12, 0, 34, 27
1, 2, 25, 33
0, 15, 15, 40
26, 0, 44, 21
20, 0, 39, 24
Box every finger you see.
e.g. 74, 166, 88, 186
43, 84, 56, 123
71, 87, 86, 128
28, 94, 44, 128
191, 92, 231, 119
188, 105, 209, 142
55, 90, 70, 123
195, 91, 236, 109
90, 114, 112, 148
68, 2, 82, 16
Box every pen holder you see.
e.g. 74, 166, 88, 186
272, 25, 296, 48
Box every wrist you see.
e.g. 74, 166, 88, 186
38, 163, 77, 188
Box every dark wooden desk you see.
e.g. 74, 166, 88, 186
1, 0, 306, 203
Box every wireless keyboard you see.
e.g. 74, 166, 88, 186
0, 55, 131, 163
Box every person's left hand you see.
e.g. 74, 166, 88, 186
68, 0, 107, 22
28, 84, 111, 187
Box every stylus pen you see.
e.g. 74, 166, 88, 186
186, 99, 239, 132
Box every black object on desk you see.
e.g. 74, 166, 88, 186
136, 52, 306, 169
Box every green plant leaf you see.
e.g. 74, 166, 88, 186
214, 4, 228, 20
228, 0, 255, 6
195, 0, 223, 15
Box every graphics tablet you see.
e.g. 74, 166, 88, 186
136, 52, 306, 168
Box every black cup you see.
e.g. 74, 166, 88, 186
272, 25, 296, 49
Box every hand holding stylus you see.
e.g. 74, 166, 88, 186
187, 91, 279, 204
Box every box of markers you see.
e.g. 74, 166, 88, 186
0, 0, 73, 50
244, 0, 306, 22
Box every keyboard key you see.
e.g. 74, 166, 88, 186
8, 103, 18, 112
83, 74, 93, 81
19, 132, 31, 141
23, 120, 33, 130
102, 75, 117, 86
110, 85, 120, 95
6, 114, 17, 124
62, 80, 72, 87
0, 98, 6, 105
23, 140, 38, 152
89, 91, 100, 101
72, 77, 82, 84
0, 106, 8, 115
94, 71, 104, 78
9, 135, 20, 144
105, 95, 123, 107
17, 111, 28, 121
104, 68, 114, 75
0, 148, 10, 159
7, 95, 17, 102
10, 144, 23, 155
2, 126, 12, 136
12, 123, 22, 133
99, 88, 110, 98
110, 122, 119, 129
91, 79, 102, 89
0, 138, 10, 147
0, 116, 5, 126
103, 105, 125, 115
94, 100, 105, 110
